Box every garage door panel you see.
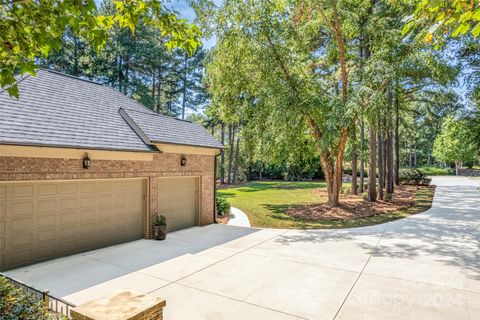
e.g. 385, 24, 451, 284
79, 182, 96, 193
58, 211, 76, 225
77, 223, 96, 238
57, 241, 77, 256
36, 183, 57, 196
7, 201, 34, 216
5, 215, 34, 233
59, 197, 77, 210
35, 244, 57, 259
78, 196, 97, 209
157, 177, 198, 232
7, 249, 33, 268
59, 182, 77, 194
6, 232, 34, 249
8, 184, 34, 198
58, 225, 76, 240
37, 198, 58, 213
0, 185, 5, 199
36, 213, 57, 228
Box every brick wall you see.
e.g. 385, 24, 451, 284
0, 152, 216, 237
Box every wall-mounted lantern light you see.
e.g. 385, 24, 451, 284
180, 155, 187, 166
83, 153, 91, 169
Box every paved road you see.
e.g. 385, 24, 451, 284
6, 177, 480, 319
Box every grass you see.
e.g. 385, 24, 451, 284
218, 181, 435, 229
417, 166, 455, 176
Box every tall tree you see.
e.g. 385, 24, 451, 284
0, 0, 200, 97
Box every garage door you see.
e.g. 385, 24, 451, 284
0, 178, 146, 271
157, 177, 198, 232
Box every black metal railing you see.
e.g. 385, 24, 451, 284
1, 274, 76, 318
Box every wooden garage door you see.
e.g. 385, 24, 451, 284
0, 178, 146, 271
157, 177, 198, 232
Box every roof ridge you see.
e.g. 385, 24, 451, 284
123, 107, 193, 123
42, 69, 106, 86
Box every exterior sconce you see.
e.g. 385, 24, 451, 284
83, 153, 91, 169
180, 155, 187, 166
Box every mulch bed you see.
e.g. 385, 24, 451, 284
285, 185, 434, 221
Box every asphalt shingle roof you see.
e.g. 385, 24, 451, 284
122, 108, 224, 149
0, 70, 222, 152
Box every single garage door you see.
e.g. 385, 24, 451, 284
0, 178, 146, 271
157, 177, 198, 232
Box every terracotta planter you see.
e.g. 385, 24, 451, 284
154, 225, 167, 240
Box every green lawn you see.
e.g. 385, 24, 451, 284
217, 181, 435, 229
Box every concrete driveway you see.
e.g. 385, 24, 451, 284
5, 177, 480, 320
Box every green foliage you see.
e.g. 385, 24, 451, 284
341, 185, 351, 195
433, 115, 477, 165
417, 166, 455, 176
154, 214, 166, 226
0, 277, 64, 320
403, 0, 480, 47
384, 192, 393, 202
399, 168, 431, 186
0, 0, 201, 98
215, 197, 231, 216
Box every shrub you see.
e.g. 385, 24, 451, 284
341, 185, 351, 194
216, 197, 231, 216
0, 277, 65, 320
385, 193, 393, 202
361, 192, 368, 200
417, 166, 455, 176
154, 215, 166, 226
399, 168, 431, 185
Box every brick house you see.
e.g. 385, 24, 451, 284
0, 70, 223, 271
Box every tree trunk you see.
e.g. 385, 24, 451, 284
386, 86, 394, 194
227, 125, 235, 184
351, 124, 358, 195
233, 135, 240, 183
360, 119, 365, 193
181, 54, 188, 120
394, 92, 400, 185
220, 122, 225, 184
377, 118, 384, 200
413, 145, 417, 167
156, 67, 162, 114
368, 125, 377, 202
455, 161, 460, 176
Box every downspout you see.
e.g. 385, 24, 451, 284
213, 151, 221, 223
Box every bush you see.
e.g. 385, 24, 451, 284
341, 185, 351, 194
0, 277, 64, 320
361, 192, 368, 200
399, 168, 431, 185
417, 166, 455, 176
216, 197, 231, 216
385, 193, 393, 202
154, 215, 166, 226
343, 167, 368, 177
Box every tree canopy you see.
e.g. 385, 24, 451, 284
0, 0, 201, 97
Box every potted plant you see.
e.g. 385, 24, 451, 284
154, 215, 167, 240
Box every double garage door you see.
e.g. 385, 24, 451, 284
0, 178, 147, 271
0, 177, 199, 271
